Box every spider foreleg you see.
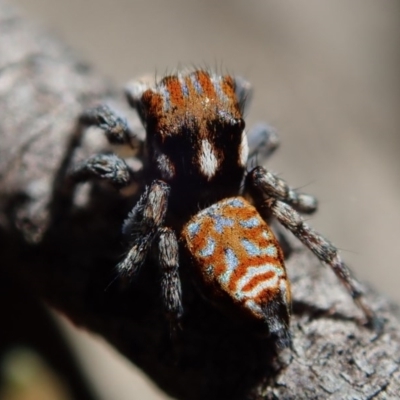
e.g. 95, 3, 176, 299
79, 104, 134, 146
269, 198, 378, 328
246, 166, 317, 214
158, 227, 183, 331
247, 123, 280, 165
248, 167, 379, 328
55, 104, 141, 208
69, 153, 131, 189
233, 76, 253, 114
117, 180, 170, 278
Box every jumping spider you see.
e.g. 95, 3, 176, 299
67, 69, 378, 348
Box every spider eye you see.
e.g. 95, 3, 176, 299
215, 112, 245, 133
232, 118, 245, 132
223, 117, 245, 137
97, 114, 107, 126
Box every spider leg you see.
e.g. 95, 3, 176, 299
233, 76, 253, 114
158, 227, 183, 332
54, 103, 144, 201
233, 76, 280, 161
69, 153, 130, 189
246, 166, 317, 215
246, 167, 380, 330
78, 104, 143, 151
117, 180, 170, 278
247, 123, 280, 165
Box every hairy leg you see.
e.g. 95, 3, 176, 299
79, 104, 131, 146
69, 153, 130, 189
246, 166, 318, 215
117, 180, 170, 278
247, 167, 380, 330
158, 227, 183, 332
247, 123, 280, 165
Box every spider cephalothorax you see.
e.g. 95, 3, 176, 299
68, 69, 378, 349
139, 71, 248, 216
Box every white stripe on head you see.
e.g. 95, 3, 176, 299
158, 84, 170, 111
211, 75, 228, 103
219, 248, 239, 285
190, 73, 202, 94
178, 74, 189, 98
199, 139, 219, 179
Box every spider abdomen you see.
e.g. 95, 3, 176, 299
182, 196, 291, 337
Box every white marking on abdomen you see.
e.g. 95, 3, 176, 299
199, 238, 215, 257
218, 248, 238, 284
237, 276, 279, 300
235, 263, 282, 293
239, 217, 260, 228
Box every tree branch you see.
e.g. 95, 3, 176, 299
1, 2, 399, 399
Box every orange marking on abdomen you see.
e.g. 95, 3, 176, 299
239, 271, 277, 293
181, 196, 290, 321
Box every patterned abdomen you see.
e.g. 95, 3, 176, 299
182, 197, 291, 324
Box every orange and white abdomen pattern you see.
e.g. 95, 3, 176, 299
182, 197, 290, 321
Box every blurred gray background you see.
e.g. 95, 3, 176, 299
9, 1, 400, 399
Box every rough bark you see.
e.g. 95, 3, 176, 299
0, 2, 399, 399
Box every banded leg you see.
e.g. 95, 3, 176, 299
79, 104, 144, 149
247, 168, 380, 329
54, 104, 141, 201
263, 292, 292, 350
79, 104, 132, 146
69, 153, 130, 189
246, 166, 318, 215
247, 123, 280, 165
117, 180, 170, 278
158, 227, 183, 331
